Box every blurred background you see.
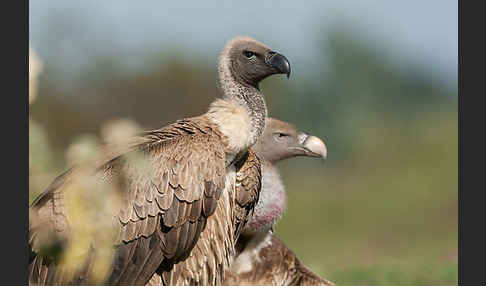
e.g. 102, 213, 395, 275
29, 1, 457, 285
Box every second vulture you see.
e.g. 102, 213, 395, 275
224, 118, 336, 286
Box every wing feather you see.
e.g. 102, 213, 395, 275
29, 117, 228, 286
146, 149, 263, 286
233, 149, 262, 239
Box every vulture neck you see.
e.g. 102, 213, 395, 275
244, 161, 286, 233
209, 58, 267, 157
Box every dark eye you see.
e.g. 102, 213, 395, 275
274, 132, 289, 141
243, 51, 256, 58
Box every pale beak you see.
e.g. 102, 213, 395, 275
301, 135, 327, 159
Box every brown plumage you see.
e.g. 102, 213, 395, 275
146, 118, 333, 286
223, 118, 335, 286
29, 37, 291, 286
225, 234, 335, 286
145, 148, 261, 286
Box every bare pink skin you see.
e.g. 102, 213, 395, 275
245, 162, 286, 232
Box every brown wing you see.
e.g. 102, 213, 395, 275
29, 117, 227, 286
233, 149, 262, 240
224, 233, 336, 286
145, 148, 262, 286
153, 182, 235, 286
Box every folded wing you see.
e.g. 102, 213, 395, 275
29, 117, 228, 286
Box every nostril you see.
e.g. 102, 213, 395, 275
298, 133, 308, 144
266, 51, 277, 60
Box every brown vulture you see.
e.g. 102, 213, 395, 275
223, 118, 336, 286
147, 118, 335, 286
28, 36, 291, 286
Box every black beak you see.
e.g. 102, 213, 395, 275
266, 51, 291, 78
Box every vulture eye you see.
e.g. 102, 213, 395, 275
273, 132, 289, 141
243, 51, 256, 59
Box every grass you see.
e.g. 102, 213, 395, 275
274, 110, 457, 285
330, 263, 457, 286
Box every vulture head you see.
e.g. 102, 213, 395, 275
219, 36, 291, 89
253, 117, 327, 164
244, 118, 327, 234
213, 36, 292, 155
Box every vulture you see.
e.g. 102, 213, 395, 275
28, 36, 291, 286
147, 118, 335, 286
223, 118, 336, 286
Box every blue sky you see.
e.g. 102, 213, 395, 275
29, 0, 457, 86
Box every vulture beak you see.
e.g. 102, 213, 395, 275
292, 133, 327, 159
266, 51, 291, 78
